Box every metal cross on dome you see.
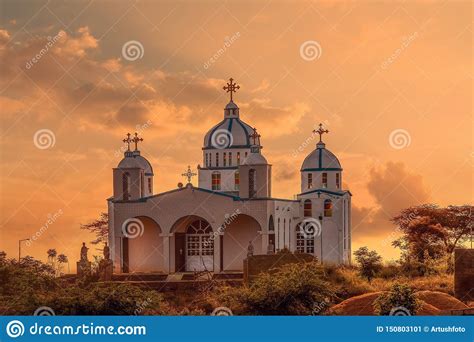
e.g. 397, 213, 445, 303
131, 132, 143, 151
182, 165, 197, 184
223, 77, 240, 102
249, 127, 261, 145
123, 133, 132, 151
313, 123, 329, 142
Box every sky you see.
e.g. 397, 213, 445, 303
0, 0, 472, 266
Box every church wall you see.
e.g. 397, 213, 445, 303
198, 168, 237, 192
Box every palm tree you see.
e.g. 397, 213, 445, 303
46, 249, 57, 274
57, 254, 69, 274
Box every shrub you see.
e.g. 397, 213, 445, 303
373, 283, 421, 316
216, 261, 333, 315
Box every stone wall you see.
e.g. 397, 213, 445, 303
243, 252, 315, 284
454, 248, 474, 302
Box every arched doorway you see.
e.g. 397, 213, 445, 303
123, 216, 163, 273
223, 214, 262, 271
171, 216, 214, 272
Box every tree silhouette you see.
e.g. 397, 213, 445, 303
81, 212, 109, 244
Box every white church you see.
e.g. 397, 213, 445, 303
108, 78, 352, 274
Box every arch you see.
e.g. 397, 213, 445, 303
324, 199, 333, 217
268, 215, 274, 231
122, 172, 131, 200
124, 216, 163, 273
304, 199, 312, 217
222, 214, 262, 271
249, 168, 256, 198
170, 215, 214, 272
322, 172, 328, 188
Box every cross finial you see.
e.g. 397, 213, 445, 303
123, 133, 132, 151
131, 132, 143, 151
181, 165, 197, 184
313, 123, 329, 143
249, 127, 261, 145
223, 77, 240, 102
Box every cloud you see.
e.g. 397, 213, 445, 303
352, 162, 430, 245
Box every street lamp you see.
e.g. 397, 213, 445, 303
18, 238, 30, 261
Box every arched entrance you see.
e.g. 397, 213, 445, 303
122, 216, 163, 273
223, 214, 262, 271
171, 216, 214, 272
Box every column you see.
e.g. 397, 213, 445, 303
160, 233, 171, 273
213, 233, 223, 273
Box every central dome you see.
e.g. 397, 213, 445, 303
203, 101, 253, 149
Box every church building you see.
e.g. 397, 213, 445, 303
107, 78, 352, 274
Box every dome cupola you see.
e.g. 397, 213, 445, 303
300, 124, 342, 193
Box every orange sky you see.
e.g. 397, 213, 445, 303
0, 0, 472, 265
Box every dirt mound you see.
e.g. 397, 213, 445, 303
329, 290, 465, 316
329, 292, 382, 315
416, 291, 468, 311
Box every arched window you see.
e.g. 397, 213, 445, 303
229, 152, 232, 166
307, 173, 313, 189
303, 199, 312, 217
322, 173, 328, 188
324, 199, 333, 217
215, 153, 219, 167
148, 178, 152, 194
212, 172, 221, 190
205, 153, 209, 167
268, 215, 274, 231
249, 168, 256, 198
336, 173, 340, 189
283, 218, 286, 248
234, 171, 240, 190
122, 172, 130, 201
223, 152, 227, 167
237, 152, 240, 165
140, 172, 144, 197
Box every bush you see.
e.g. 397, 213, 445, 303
373, 283, 421, 316
216, 261, 333, 315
